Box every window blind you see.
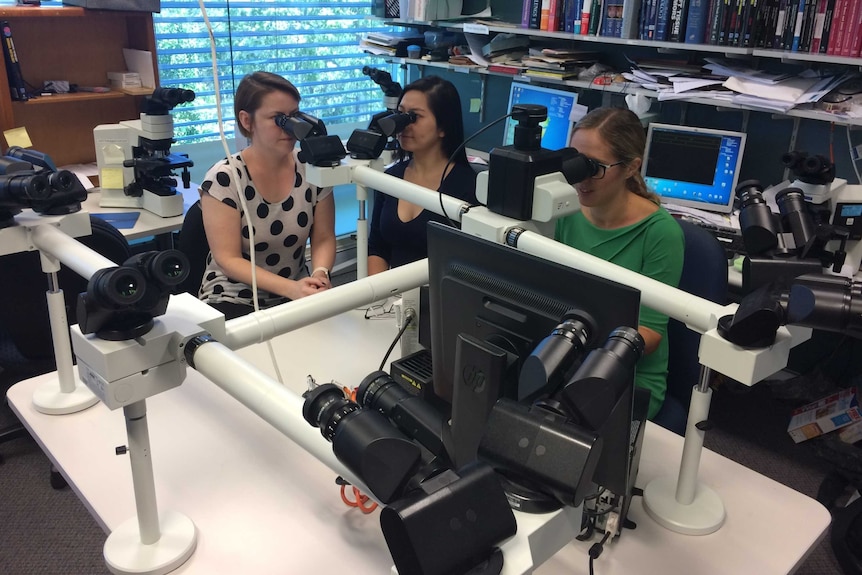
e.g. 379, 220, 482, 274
154, 1, 397, 144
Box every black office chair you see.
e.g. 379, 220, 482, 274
0, 215, 131, 470
653, 219, 728, 436
176, 200, 210, 297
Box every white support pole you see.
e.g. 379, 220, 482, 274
351, 164, 469, 223
32, 250, 98, 415
189, 338, 369, 494
30, 223, 117, 280
104, 400, 197, 575
223, 259, 428, 350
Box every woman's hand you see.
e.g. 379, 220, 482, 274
311, 267, 332, 289
287, 276, 329, 300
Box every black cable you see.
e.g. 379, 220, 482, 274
436, 112, 514, 227
587, 530, 612, 575
378, 314, 413, 371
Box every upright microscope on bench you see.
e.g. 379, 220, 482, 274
94, 88, 195, 218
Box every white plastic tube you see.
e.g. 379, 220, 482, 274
223, 259, 428, 350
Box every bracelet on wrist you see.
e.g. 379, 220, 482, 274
312, 266, 330, 280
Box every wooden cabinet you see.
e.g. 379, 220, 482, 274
0, 5, 158, 166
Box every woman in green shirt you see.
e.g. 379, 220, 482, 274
555, 107, 684, 419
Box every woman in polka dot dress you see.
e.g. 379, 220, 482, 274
198, 71, 336, 320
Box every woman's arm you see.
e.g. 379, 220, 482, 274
309, 191, 336, 288
201, 193, 322, 300
367, 190, 391, 275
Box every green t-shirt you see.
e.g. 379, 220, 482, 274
555, 208, 684, 419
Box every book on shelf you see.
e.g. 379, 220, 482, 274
821, 0, 839, 53
668, 0, 690, 41
655, 0, 673, 40
524, 67, 583, 80
1, 20, 27, 102
683, 0, 708, 42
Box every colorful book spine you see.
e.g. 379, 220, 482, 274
839, 0, 861, 55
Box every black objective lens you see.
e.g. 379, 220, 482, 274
775, 188, 816, 251
87, 266, 146, 309
737, 179, 782, 255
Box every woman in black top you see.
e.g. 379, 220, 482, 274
367, 75, 478, 274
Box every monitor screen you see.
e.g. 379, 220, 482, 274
426, 222, 641, 498
641, 123, 747, 214
502, 82, 577, 151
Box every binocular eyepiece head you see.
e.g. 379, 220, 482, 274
780, 151, 834, 185
377, 111, 417, 137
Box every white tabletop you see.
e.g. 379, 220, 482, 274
8, 310, 830, 574
80, 184, 198, 241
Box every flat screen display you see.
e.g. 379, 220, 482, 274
502, 82, 577, 151
641, 123, 747, 214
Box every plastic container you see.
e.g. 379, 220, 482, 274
407, 45, 421, 59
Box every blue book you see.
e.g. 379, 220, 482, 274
790, 0, 805, 50
684, 0, 708, 41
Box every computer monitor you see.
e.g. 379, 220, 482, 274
641, 123, 747, 214
426, 221, 642, 502
502, 82, 577, 151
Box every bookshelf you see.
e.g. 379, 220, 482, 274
381, 17, 862, 126
0, 5, 158, 166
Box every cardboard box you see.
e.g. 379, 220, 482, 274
787, 387, 862, 443
62, 0, 160, 12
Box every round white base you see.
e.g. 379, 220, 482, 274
104, 511, 197, 575
642, 475, 726, 536
33, 379, 98, 415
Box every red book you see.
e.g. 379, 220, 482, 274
847, 2, 862, 58
826, 0, 848, 55
840, 0, 862, 56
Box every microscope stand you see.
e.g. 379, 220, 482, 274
104, 399, 196, 575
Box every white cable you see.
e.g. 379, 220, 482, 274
847, 125, 862, 185
198, 0, 284, 383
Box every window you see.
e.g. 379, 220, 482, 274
153, 1, 400, 237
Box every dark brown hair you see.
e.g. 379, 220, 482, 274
573, 107, 659, 203
234, 71, 301, 138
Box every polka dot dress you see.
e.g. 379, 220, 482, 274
197, 151, 332, 308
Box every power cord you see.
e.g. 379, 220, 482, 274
199, 0, 284, 384
378, 308, 414, 370
587, 511, 619, 575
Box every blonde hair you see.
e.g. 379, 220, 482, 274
573, 107, 660, 204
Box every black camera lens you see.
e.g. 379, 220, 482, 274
302, 382, 423, 503
787, 275, 862, 338
302, 383, 361, 442
87, 266, 146, 309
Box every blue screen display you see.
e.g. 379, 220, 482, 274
642, 124, 745, 213
503, 83, 577, 151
